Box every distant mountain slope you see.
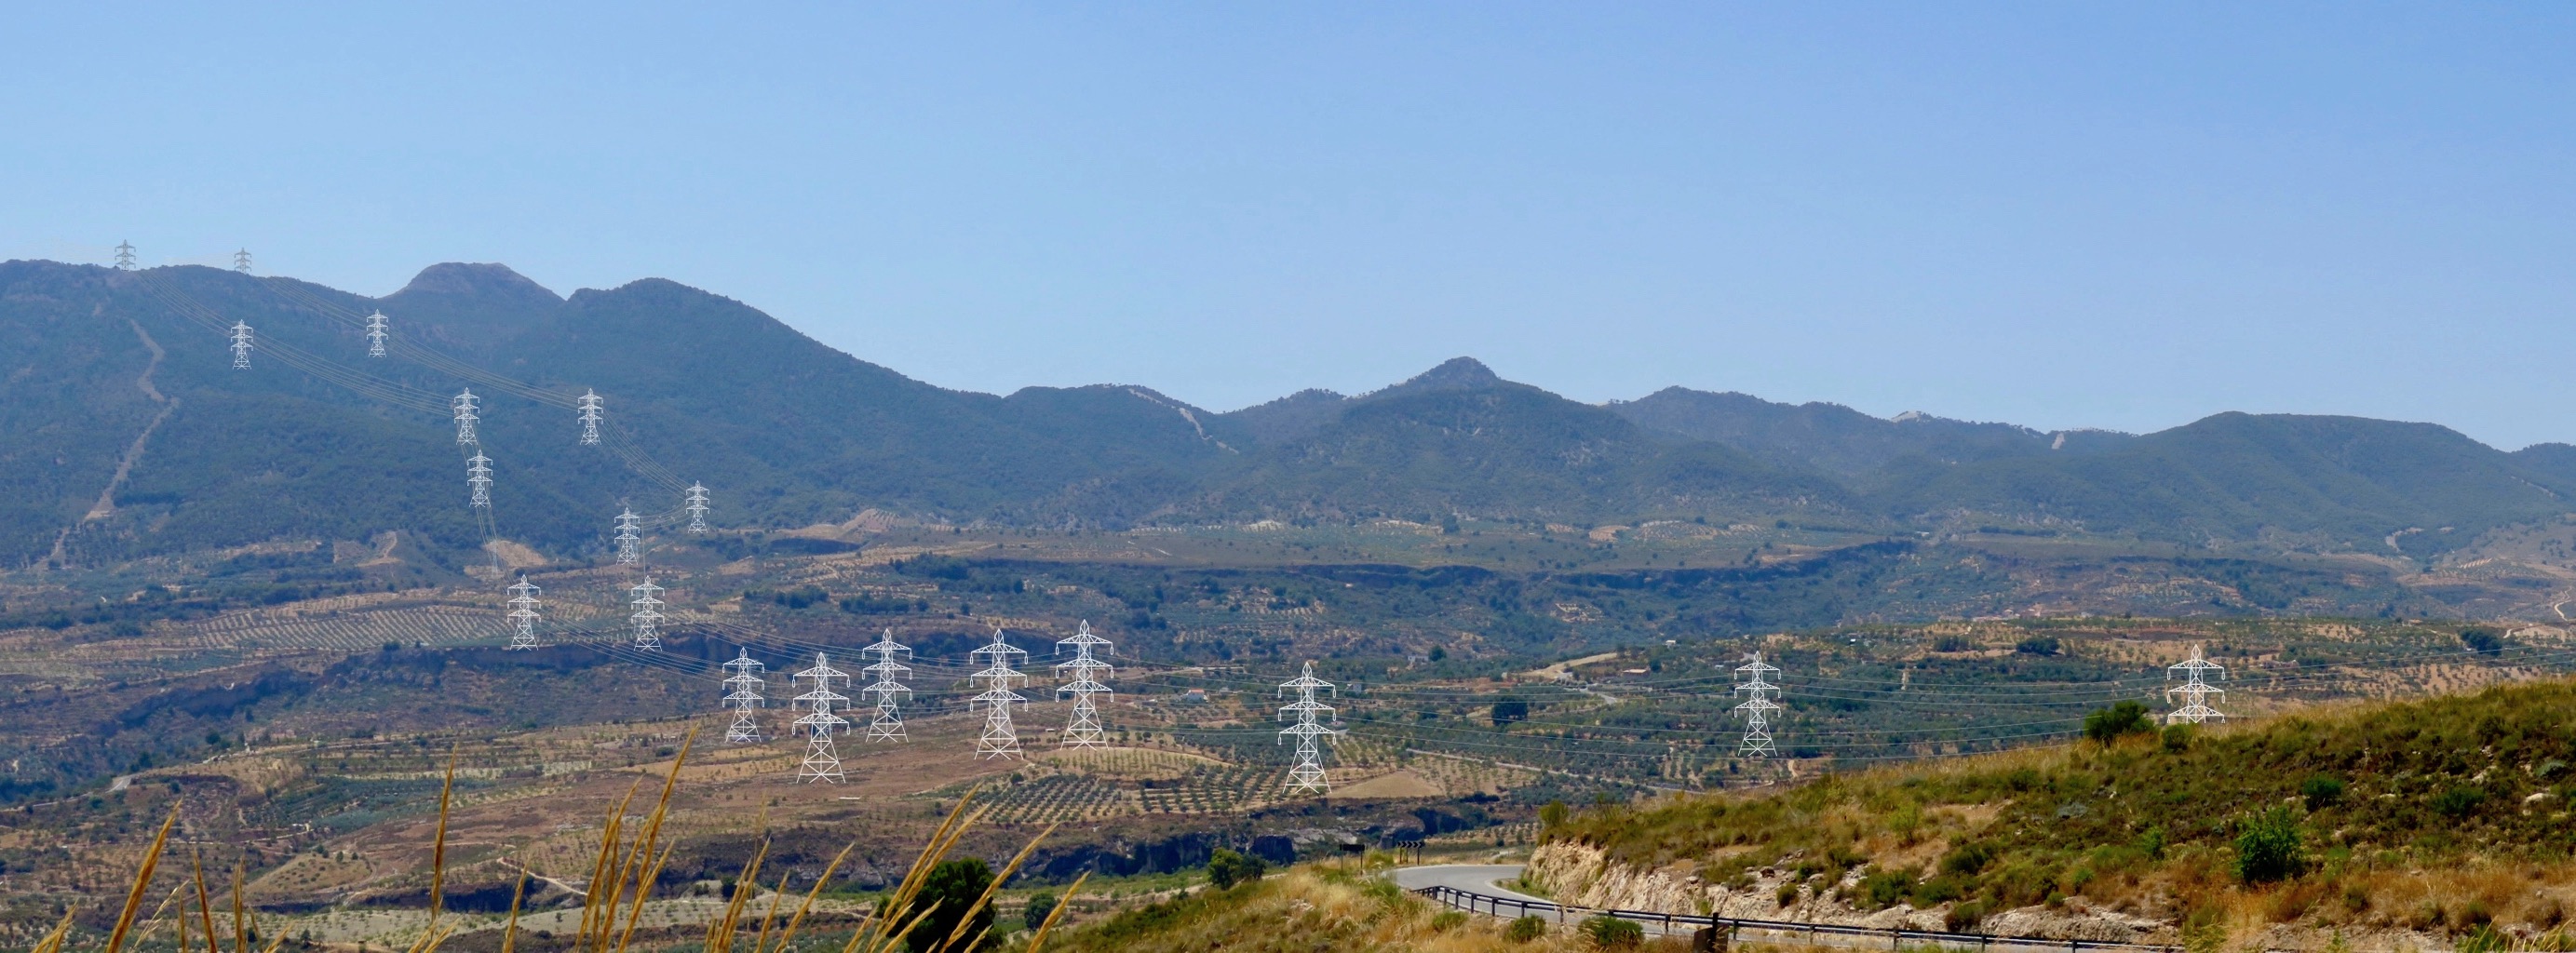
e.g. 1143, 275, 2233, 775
1182, 363, 1850, 525
7, 259, 2574, 570
1610, 386, 2133, 476
1875, 412, 2576, 554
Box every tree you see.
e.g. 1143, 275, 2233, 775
2015, 636, 2061, 656
907, 858, 995, 953
1021, 891, 1057, 933
1490, 699, 1530, 726
1207, 848, 1265, 890
2461, 626, 2505, 655
2083, 701, 2153, 743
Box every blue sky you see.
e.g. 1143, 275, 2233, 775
7, 5, 2576, 447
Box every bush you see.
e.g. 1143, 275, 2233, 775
1581, 915, 1644, 948
2301, 775, 2347, 811
1206, 848, 1266, 890
1856, 868, 1915, 909
2236, 806, 2304, 883
1933, 635, 1975, 652
1775, 882, 1800, 906
1940, 840, 1997, 876
2461, 627, 2506, 655
1430, 910, 1467, 932
1505, 916, 1549, 942
1946, 901, 1988, 932
2084, 702, 2154, 743
2434, 786, 2488, 819
2016, 636, 2061, 656
2163, 724, 2193, 752
1491, 699, 1531, 726
1540, 800, 1571, 829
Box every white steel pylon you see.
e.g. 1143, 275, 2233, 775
859, 630, 913, 742
465, 453, 493, 508
364, 312, 388, 356
968, 629, 1030, 759
1277, 661, 1339, 795
684, 483, 710, 532
228, 322, 254, 369
627, 577, 665, 650
613, 508, 642, 564
576, 390, 603, 446
114, 241, 136, 271
792, 652, 852, 782
2165, 644, 2227, 724
1055, 621, 1113, 748
233, 248, 252, 274
1733, 651, 1783, 758
505, 577, 541, 649
721, 649, 766, 744
452, 389, 480, 445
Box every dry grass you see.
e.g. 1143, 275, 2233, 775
1048, 859, 1628, 953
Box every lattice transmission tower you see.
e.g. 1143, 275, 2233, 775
233, 248, 251, 274
968, 629, 1029, 759
613, 508, 641, 564
684, 483, 710, 532
859, 630, 913, 742
1733, 651, 1783, 758
792, 653, 851, 782
114, 241, 135, 271
452, 389, 479, 444
722, 649, 765, 744
505, 577, 541, 650
2165, 644, 2227, 724
364, 312, 388, 356
1055, 621, 1113, 748
465, 453, 492, 508
1277, 662, 1338, 795
576, 390, 603, 445
228, 322, 253, 369
627, 577, 664, 650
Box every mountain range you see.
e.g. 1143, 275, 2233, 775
7, 258, 2575, 571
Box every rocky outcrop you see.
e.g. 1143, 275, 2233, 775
1526, 840, 2167, 943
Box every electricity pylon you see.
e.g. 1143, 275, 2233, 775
2165, 644, 2227, 724
1055, 621, 1113, 748
452, 389, 479, 445
792, 652, 851, 782
465, 453, 492, 508
576, 390, 602, 445
684, 483, 709, 532
968, 628, 1029, 759
1733, 651, 1782, 758
859, 630, 913, 742
722, 649, 765, 744
364, 312, 388, 357
505, 577, 541, 650
114, 241, 135, 271
627, 577, 664, 650
1277, 661, 1338, 795
233, 248, 251, 274
613, 508, 641, 564
228, 322, 253, 369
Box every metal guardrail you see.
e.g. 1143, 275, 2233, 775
1409, 884, 2182, 953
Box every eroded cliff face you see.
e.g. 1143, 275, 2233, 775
1525, 840, 2170, 942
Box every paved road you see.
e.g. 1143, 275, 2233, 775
1387, 864, 1547, 906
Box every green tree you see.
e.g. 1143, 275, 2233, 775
1021, 891, 1057, 933
2083, 701, 2152, 743
1207, 848, 1265, 890
907, 858, 995, 953
1490, 699, 1531, 726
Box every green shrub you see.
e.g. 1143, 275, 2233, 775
1505, 916, 1549, 942
2236, 806, 2304, 883
908, 859, 995, 953
2302, 775, 2347, 811
2434, 786, 2488, 819
2084, 701, 2153, 743
1207, 848, 1266, 890
1940, 840, 1998, 876
1946, 901, 1988, 932
1430, 910, 1467, 933
1775, 882, 1800, 906
1856, 867, 1915, 909
1581, 915, 1644, 948
1022, 891, 1058, 932
2162, 724, 2193, 752
2016, 636, 2061, 656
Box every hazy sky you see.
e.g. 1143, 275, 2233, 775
7, 6, 2576, 447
